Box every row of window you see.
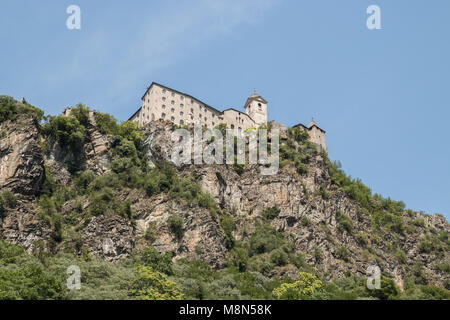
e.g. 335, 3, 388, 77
161, 88, 193, 103
160, 92, 216, 115
236, 117, 245, 124
141, 110, 239, 131
160, 103, 223, 121
160, 112, 218, 127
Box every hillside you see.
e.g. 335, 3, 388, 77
0, 96, 448, 300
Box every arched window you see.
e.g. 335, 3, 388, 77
162, 113, 166, 119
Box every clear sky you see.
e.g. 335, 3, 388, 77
1, 0, 449, 219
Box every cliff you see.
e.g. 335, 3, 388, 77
0, 100, 449, 297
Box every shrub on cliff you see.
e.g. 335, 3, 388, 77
336, 210, 353, 234
139, 247, 174, 276
0, 190, 17, 213
41, 114, 85, 149
249, 222, 285, 255
262, 206, 280, 220
227, 248, 249, 272
167, 215, 184, 239
0, 95, 43, 124
95, 112, 119, 135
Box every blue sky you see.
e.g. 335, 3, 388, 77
1, 0, 449, 219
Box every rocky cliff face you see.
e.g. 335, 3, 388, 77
0, 114, 448, 289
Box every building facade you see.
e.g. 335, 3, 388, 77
129, 82, 326, 150
129, 82, 267, 135
293, 120, 326, 150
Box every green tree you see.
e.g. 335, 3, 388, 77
131, 266, 183, 300
228, 248, 249, 272
167, 216, 184, 239
273, 272, 323, 300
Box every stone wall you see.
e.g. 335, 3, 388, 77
137, 83, 225, 128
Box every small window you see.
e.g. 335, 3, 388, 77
171, 108, 175, 113
171, 92, 175, 97
162, 89, 166, 94
180, 119, 184, 124
162, 113, 166, 119
162, 105, 166, 109
231, 124, 235, 129
180, 111, 184, 116
191, 99, 194, 104
212, 122, 215, 126
204, 117, 207, 121
180, 103, 184, 108
191, 115, 194, 120
191, 108, 194, 113
171, 100, 175, 105
180, 96, 184, 100
162, 97, 166, 101
171, 116, 175, 122
199, 114, 202, 118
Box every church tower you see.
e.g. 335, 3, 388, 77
244, 91, 268, 127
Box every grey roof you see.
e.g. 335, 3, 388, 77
293, 120, 326, 133
140, 82, 223, 115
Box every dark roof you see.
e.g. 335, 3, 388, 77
129, 107, 142, 121
223, 108, 255, 123
309, 124, 326, 133
140, 82, 223, 114
244, 93, 268, 108
293, 123, 308, 130
293, 122, 326, 133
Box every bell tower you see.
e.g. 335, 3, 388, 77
244, 91, 268, 127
